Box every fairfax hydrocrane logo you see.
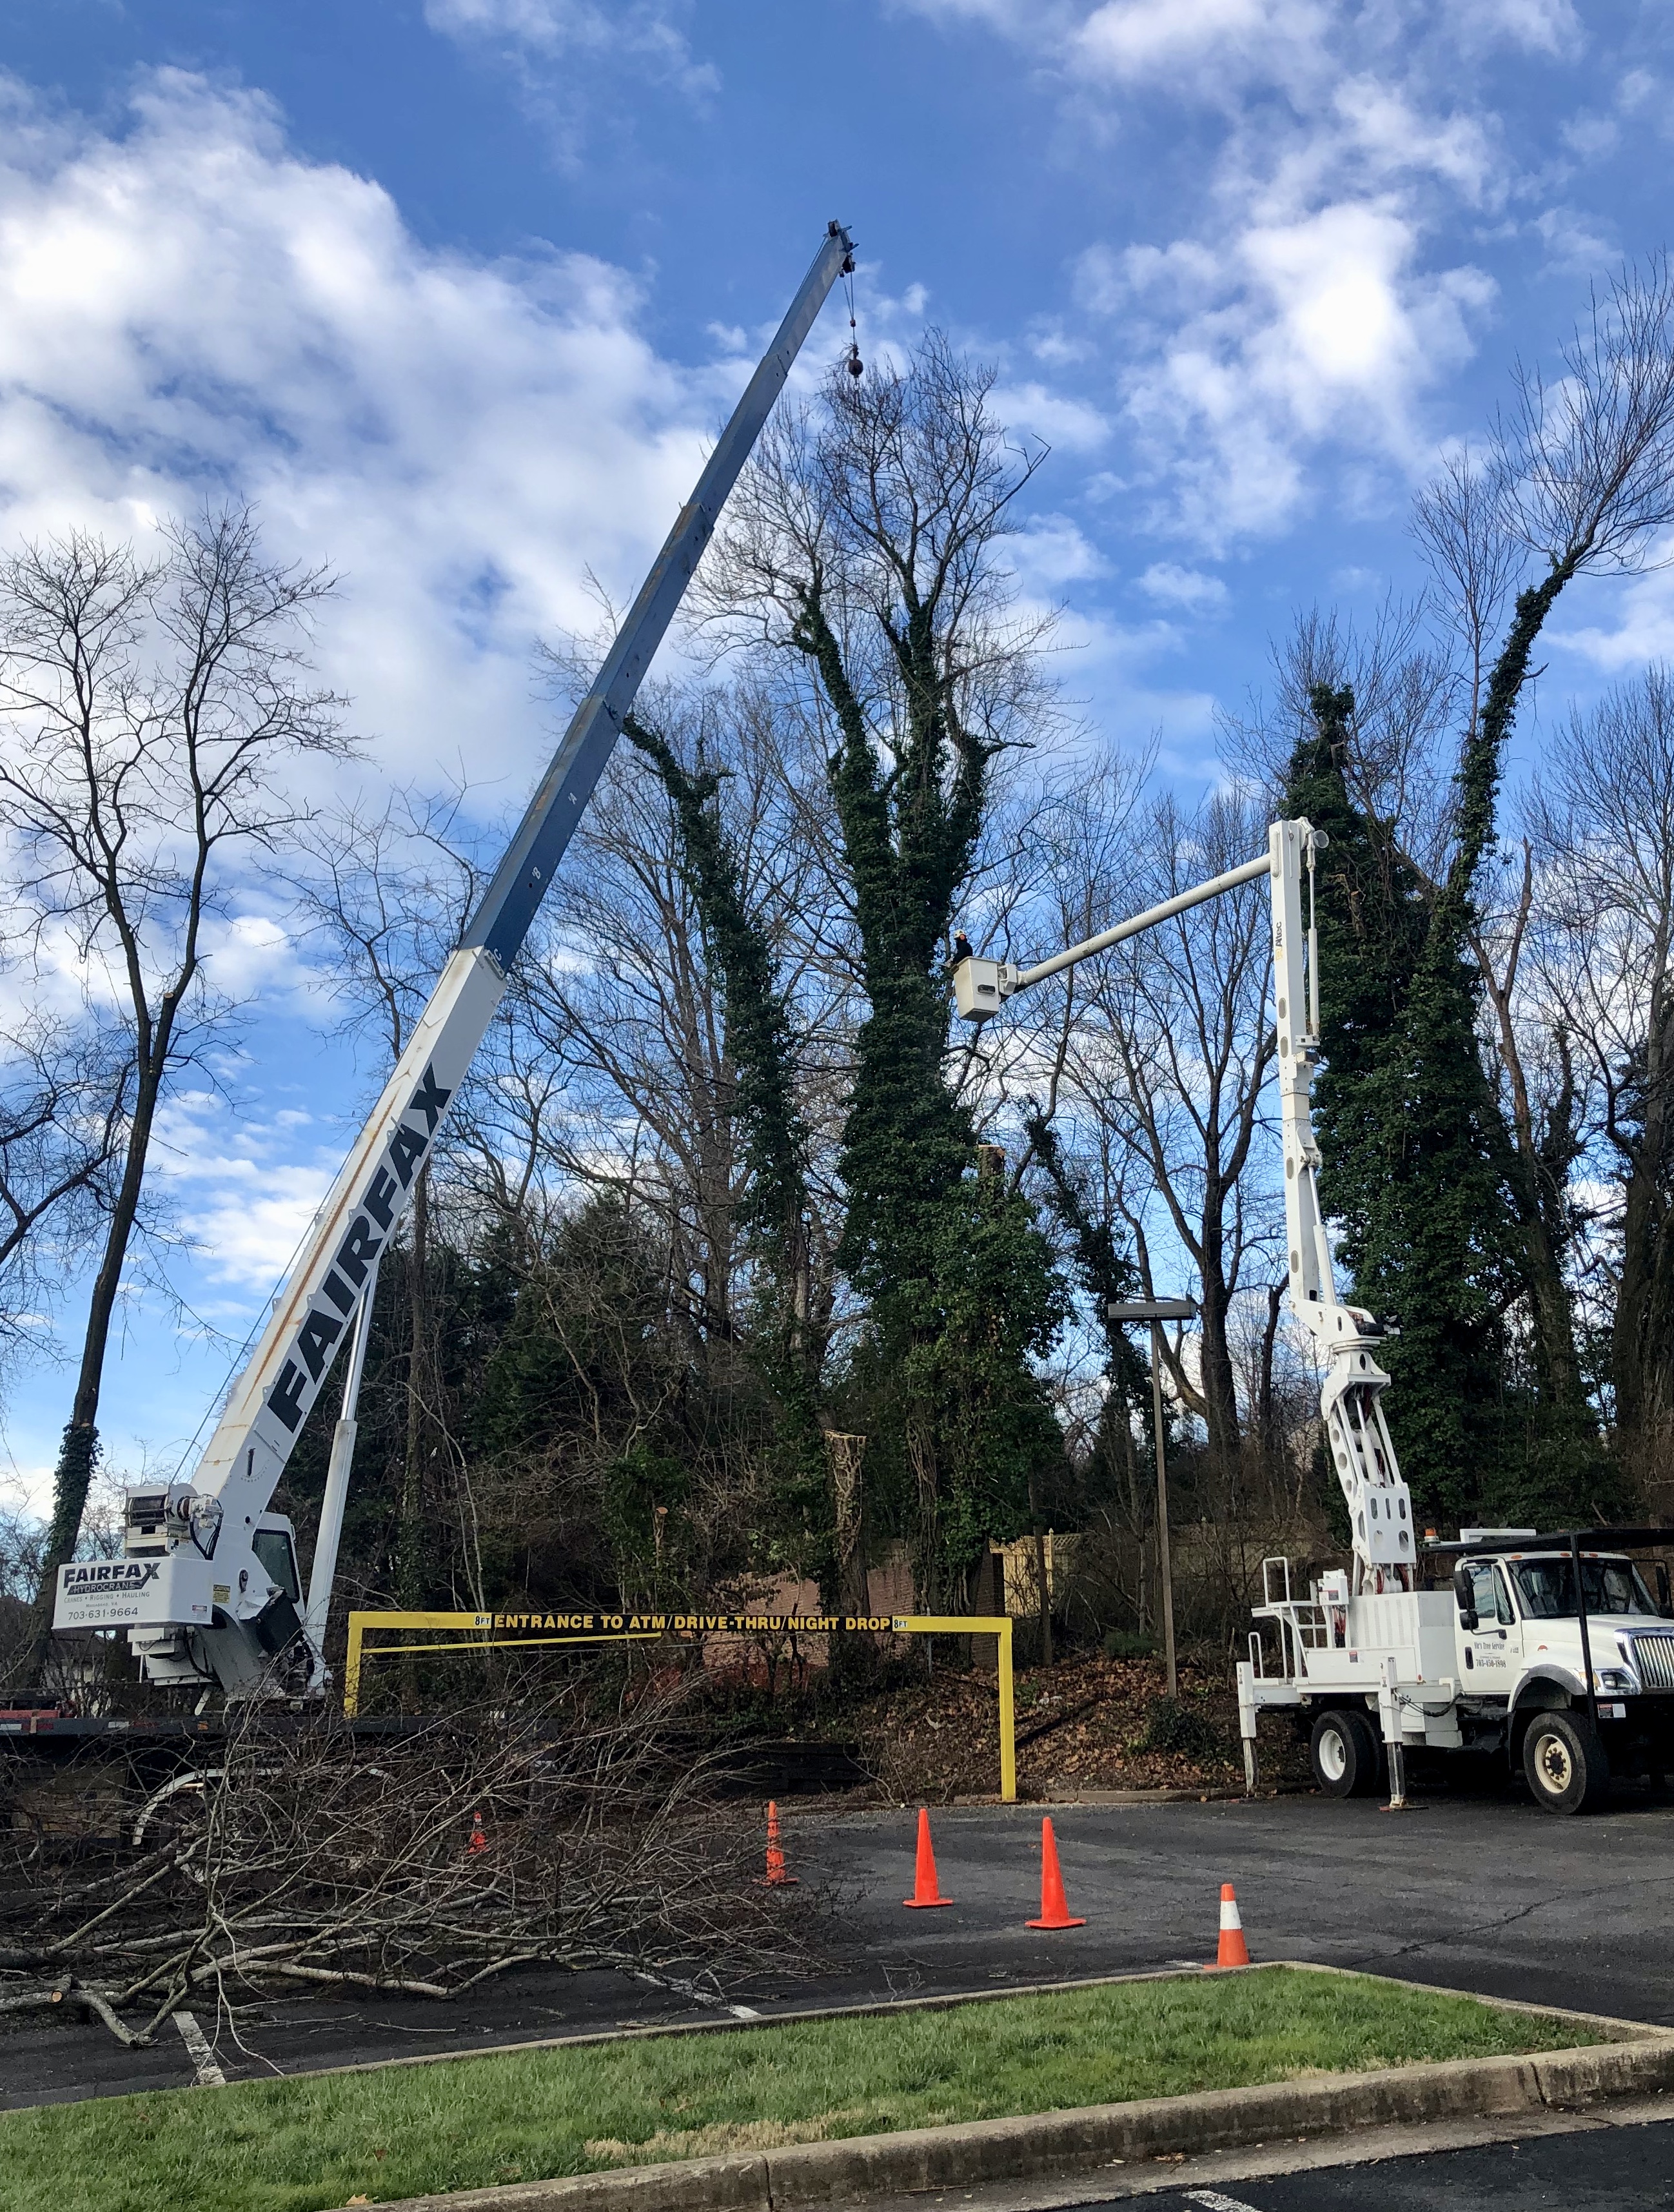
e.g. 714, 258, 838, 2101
60, 1560, 159, 1592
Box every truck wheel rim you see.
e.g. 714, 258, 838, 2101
1319, 1727, 1347, 1782
1536, 1734, 1573, 1793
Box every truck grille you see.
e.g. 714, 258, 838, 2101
1630, 1634, 1674, 1690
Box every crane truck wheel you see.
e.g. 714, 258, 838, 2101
1309, 1708, 1382, 1798
1521, 1710, 1610, 1815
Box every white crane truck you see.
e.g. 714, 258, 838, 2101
952, 817, 1674, 1816
50, 222, 858, 1701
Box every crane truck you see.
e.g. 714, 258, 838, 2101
952, 817, 1674, 1815
49, 221, 858, 1701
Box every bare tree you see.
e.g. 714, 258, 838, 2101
695, 336, 1069, 1605
289, 789, 478, 1615
1068, 787, 1279, 1469
1413, 261, 1674, 1414
0, 1023, 126, 1385
1225, 598, 1459, 884
0, 511, 352, 1678
1530, 668, 1674, 1489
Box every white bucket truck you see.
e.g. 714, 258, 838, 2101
1246, 1525, 1674, 1813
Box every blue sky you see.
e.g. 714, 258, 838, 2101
2, 0, 1672, 1513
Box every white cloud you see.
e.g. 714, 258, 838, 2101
1470, 0, 1580, 58
992, 380, 1110, 454
1114, 199, 1493, 543
424, 0, 718, 97
1535, 204, 1617, 274
1138, 561, 1228, 611
149, 1088, 339, 1297
903, 1, 1526, 549
1553, 554, 1674, 674
1074, 0, 1330, 100
1013, 516, 1110, 588
0, 70, 749, 815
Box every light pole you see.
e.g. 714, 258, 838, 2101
1108, 1295, 1198, 1699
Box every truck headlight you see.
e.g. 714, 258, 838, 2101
1594, 1667, 1637, 1694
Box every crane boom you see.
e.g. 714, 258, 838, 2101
54, 222, 856, 1692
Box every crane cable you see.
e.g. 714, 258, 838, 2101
843, 256, 863, 380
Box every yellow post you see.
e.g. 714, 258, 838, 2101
997, 1615, 1015, 1803
897, 1614, 1016, 1803
345, 1611, 364, 1717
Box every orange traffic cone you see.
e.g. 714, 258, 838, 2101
1208, 1882, 1250, 1968
903, 1808, 953, 1908
466, 1810, 487, 1857
760, 1799, 798, 1887
1026, 1817, 1086, 1929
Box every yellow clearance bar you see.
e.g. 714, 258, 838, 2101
341, 1608, 1015, 1802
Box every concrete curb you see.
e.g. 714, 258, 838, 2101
358, 2009, 1674, 2212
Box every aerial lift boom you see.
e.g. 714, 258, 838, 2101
953, 817, 1415, 1596
53, 222, 856, 1694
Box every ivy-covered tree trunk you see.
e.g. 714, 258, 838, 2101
1024, 1110, 1150, 1509
623, 712, 835, 1601
1285, 565, 1608, 1529
705, 338, 1070, 1606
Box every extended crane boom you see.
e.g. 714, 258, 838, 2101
54, 222, 856, 1694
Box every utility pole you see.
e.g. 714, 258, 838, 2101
1108, 1296, 1198, 1699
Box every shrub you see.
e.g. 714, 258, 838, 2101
1141, 1694, 1223, 1760
1101, 1629, 1156, 1661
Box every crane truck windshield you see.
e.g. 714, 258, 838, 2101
1511, 1557, 1656, 1618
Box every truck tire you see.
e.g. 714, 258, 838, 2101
1310, 1708, 1381, 1798
1522, 1710, 1610, 1814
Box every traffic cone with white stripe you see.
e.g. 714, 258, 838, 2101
1208, 1881, 1250, 1968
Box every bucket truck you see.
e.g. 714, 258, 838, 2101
50, 222, 857, 1699
952, 819, 1674, 1814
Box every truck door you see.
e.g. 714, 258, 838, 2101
1459, 1560, 1517, 1692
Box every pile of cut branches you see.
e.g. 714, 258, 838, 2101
1, 1683, 819, 2047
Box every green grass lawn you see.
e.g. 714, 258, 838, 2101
3, 1968, 1597, 2212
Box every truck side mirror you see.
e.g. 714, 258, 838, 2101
1658, 1563, 1671, 1620
1452, 1567, 1477, 1632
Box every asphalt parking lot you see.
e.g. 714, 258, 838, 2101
1134, 2114, 1674, 2208
8, 1787, 1674, 2107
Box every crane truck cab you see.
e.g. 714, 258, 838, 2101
54, 1481, 306, 1698
1239, 1527, 1674, 1814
